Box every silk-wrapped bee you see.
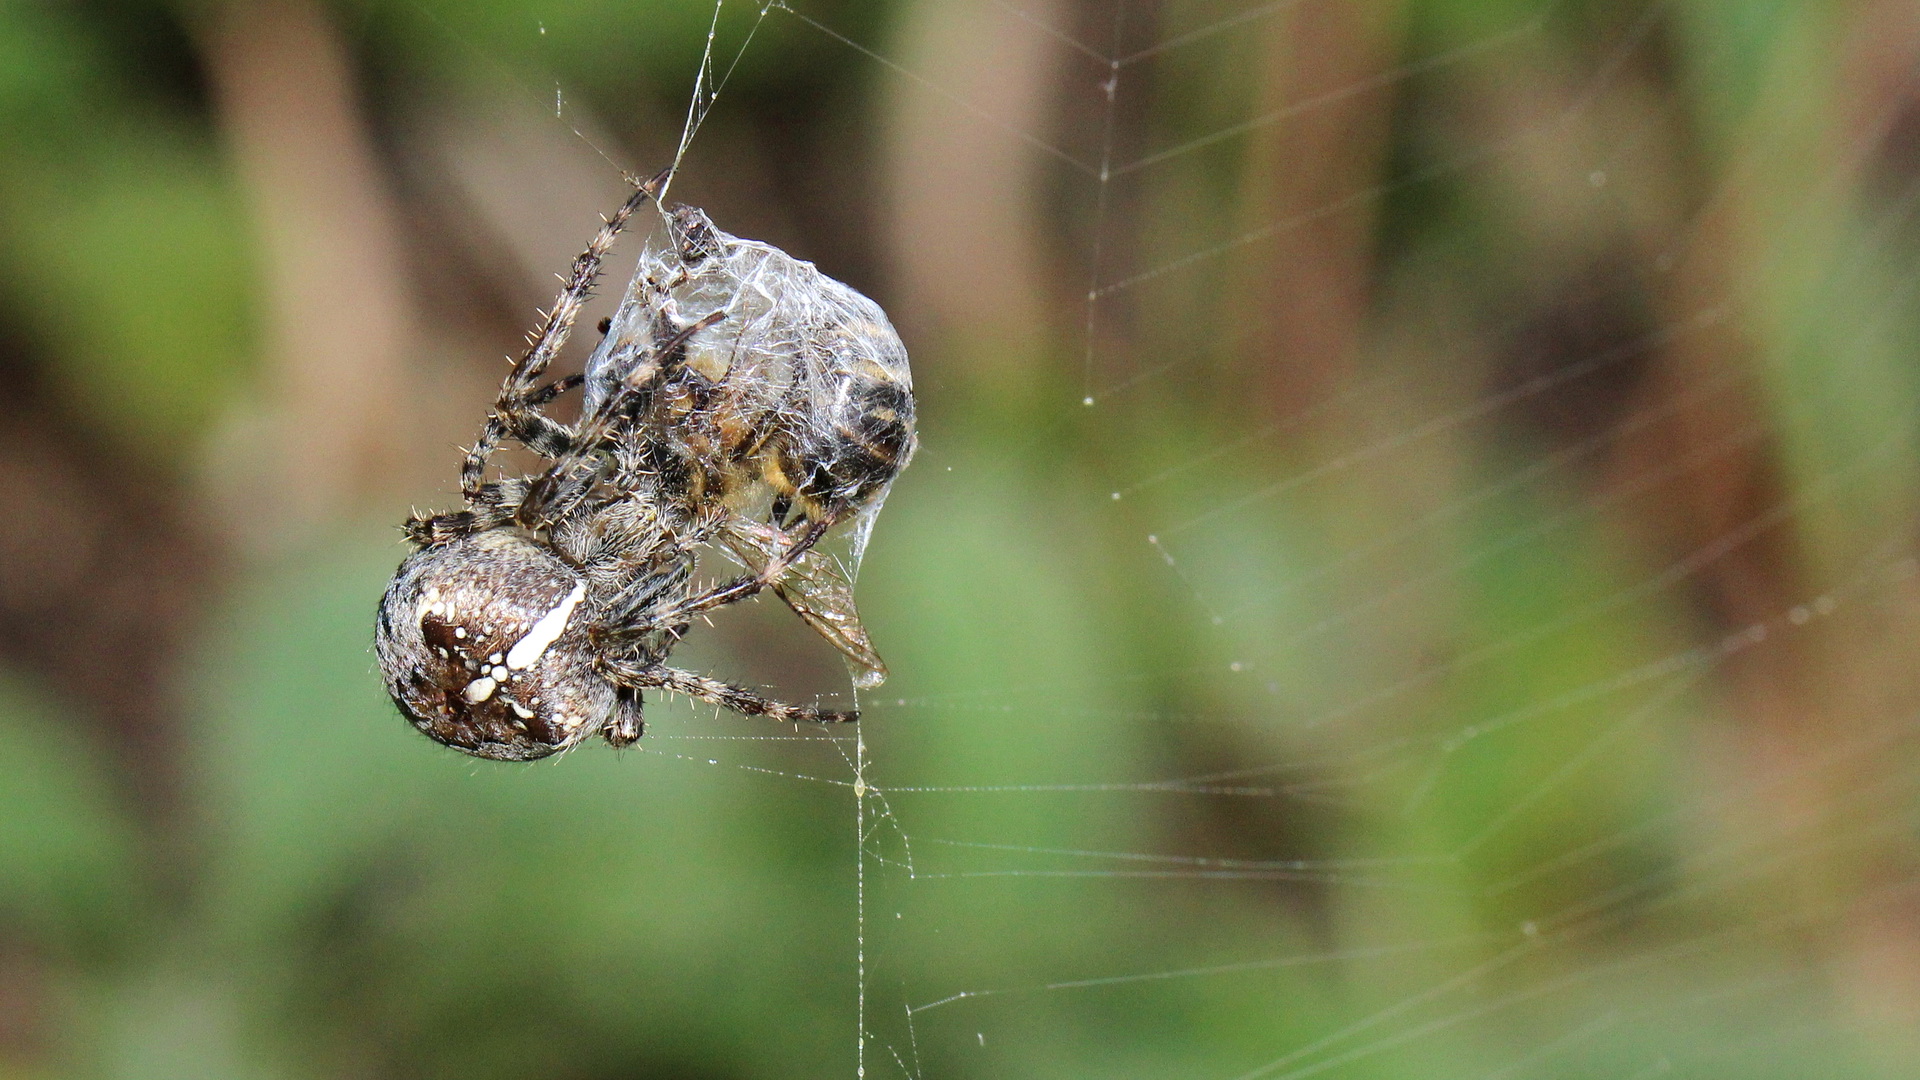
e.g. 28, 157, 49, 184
375, 172, 916, 761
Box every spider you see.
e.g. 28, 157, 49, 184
375, 170, 916, 761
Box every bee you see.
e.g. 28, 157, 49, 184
588, 203, 916, 530
375, 172, 916, 761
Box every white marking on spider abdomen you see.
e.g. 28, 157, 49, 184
463, 676, 498, 703
506, 582, 587, 670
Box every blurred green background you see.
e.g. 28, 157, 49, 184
4, 0, 1920, 1076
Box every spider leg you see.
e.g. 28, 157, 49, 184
592, 552, 696, 643
513, 310, 726, 530
601, 687, 645, 748
502, 374, 586, 459
644, 515, 836, 624
404, 478, 530, 544
601, 660, 856, 724
462, 372, 589, 472
461, 168, 671, 501
526, 374, 584, 408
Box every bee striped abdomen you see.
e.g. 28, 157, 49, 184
791, 375, 915, 510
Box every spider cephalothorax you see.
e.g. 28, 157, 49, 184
375, 172, 915, 761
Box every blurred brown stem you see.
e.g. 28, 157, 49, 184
1236, 0, 1403, 421
198, 0, 414, 535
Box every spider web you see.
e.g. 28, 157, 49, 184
373, 1, 1920, 1076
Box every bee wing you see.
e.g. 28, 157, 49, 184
773, 566, 889, 689
720, 519, 889, 688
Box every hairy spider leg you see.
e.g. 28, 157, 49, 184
513, 309, 728, 530
648, 514, 837, 625
599, 659, 857, 725
505, 372, 586, 459
404, 372, 592, 541
602, 686, 646, 748
594, 544, 698, 643
460, 168, 673, 502
403, 477, 532, 545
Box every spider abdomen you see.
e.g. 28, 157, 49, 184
376, 531, 613, 760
